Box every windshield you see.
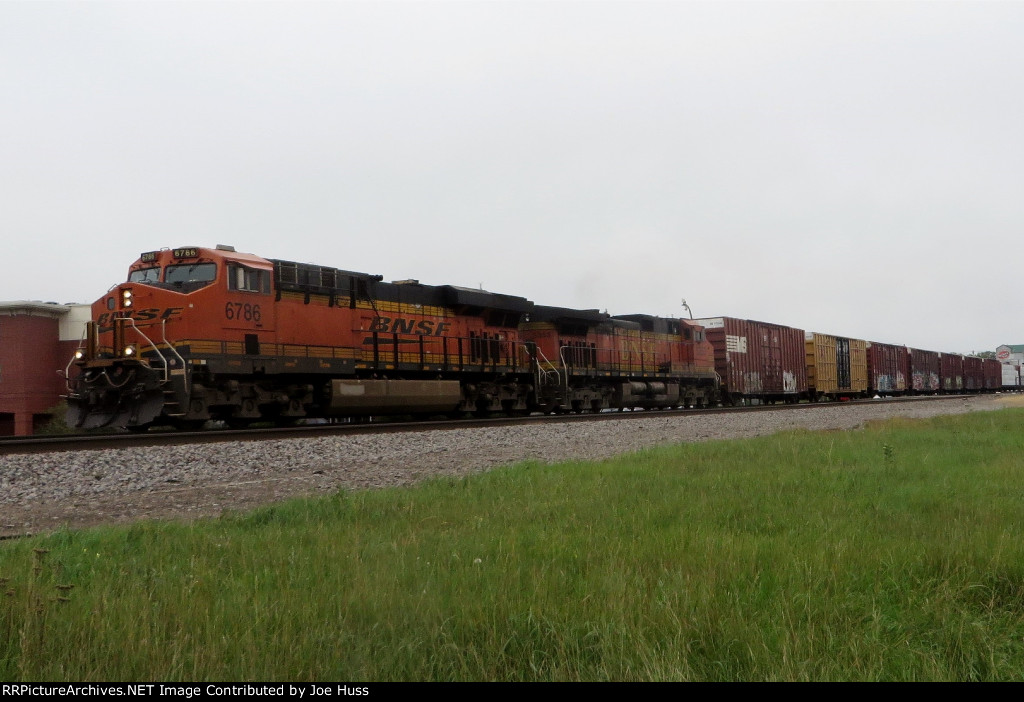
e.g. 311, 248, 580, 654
128, 267, 161, 283
165, 263, 217, 285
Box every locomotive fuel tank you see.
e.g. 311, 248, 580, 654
325, 379, 463, 415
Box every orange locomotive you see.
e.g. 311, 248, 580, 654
66, 246, 718, 429
521, 307, 719, 412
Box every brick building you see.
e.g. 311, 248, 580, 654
0, 301, 91, 435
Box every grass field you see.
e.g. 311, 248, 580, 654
3, 408, 1024, 681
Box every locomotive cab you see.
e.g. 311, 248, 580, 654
66, 245, 275, 429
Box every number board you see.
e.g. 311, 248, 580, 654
140, 251, 158, 263
173, 248, 199, 258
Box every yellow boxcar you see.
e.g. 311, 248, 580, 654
805, 332, 868, 399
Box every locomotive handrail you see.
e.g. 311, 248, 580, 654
123, 317, 171, 384
622, 340, 670, 375
556, 341, 670, 375
160, 319, 187, 377
64, 323, 89, 393
529, 345, 561, 390
63, 357, 75, 393
548, 341, 675, 378
97, 367, 138, 389
557, 346, 572, 390
626, 340, 643, 374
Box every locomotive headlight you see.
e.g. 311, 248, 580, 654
123, 345, 137, 357
121, 289, 133, 308
74, 349, 85, 360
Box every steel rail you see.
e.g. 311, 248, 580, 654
0, 394, 975, 457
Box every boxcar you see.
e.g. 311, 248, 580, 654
962, 356, 984, 391
694, 317, 806, 404
866, 341, 908, 395
805, 332, 868, 400
908, 348, 941, 393
983, 358, 1003, 390
1002, 363, 1021, 389
939, 352, 964, 393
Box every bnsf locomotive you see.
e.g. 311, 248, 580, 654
66, 246, 720, 429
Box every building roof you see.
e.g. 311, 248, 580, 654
0, 301, 85, 318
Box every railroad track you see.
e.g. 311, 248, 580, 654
0, 394, 969, 456
0, 393, 1000, 541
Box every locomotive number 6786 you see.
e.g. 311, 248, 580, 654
66, 245, 719, 430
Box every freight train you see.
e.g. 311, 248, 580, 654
65, 246, 720, 429
64, 246, 1012, 430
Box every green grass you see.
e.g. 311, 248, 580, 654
3, 409, 1024, 681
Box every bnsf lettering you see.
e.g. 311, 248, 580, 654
368, 316, 451, 336
132, 308, 159, 321
97, 307, 183, 328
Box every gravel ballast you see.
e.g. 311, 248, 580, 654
0, 396, 1013, 536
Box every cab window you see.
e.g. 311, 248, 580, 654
228, 264, 270, 293
165, 263, 218, 290
129, 267, 161, 283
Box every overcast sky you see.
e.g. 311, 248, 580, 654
2, 1, 1021, 354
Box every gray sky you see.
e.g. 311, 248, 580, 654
2, 1, 1021, 354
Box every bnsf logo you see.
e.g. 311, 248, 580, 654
367, 316, 451, 336
97, 308, 184, 328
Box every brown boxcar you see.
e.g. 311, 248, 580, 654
962, 356, 984, 391
694, 317, 806, 404
908, 348, 941, 393
805, 332, 868, 399
939, 353, 964, 392
983, 358, 1002, 390
866, 341, 908, 395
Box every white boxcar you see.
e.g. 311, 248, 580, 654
1002, 363, 1021, 388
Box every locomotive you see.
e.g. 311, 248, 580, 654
66, 246, 720, 430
